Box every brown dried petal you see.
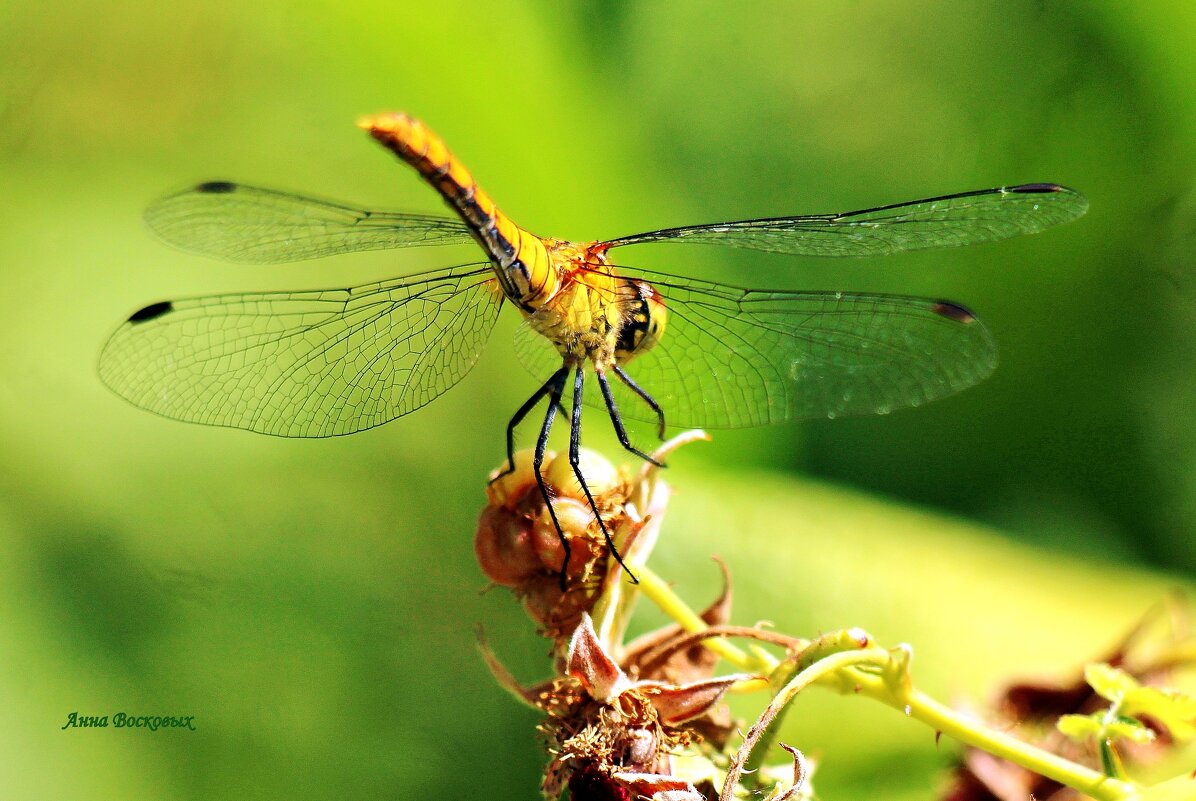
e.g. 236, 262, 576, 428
613, 771, 704, 800
640, 674, 752, 726
701, 557, 734, 625
475, 628, 553, 709
568, 613, 632, 702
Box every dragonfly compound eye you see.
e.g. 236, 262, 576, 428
614, 279, 668, 365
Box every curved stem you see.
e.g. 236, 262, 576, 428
631, 543, 1140, 801
720, 649, 891, 801
637, 625, 803, 678
635, 562, 775, 672
852, 674, 1139, 801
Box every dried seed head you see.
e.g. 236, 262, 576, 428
475, 504, 540, 586
543, 447, 621, 500
521, 575, 601, 635
478, 448, 630, 636
531, 616, 740, 800
531, 496, 604, 576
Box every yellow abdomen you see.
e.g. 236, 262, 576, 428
359, 113, 557, 311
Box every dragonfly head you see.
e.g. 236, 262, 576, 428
614, 279, 667, 366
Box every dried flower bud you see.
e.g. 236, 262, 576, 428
531, 496, 603, 576
474, 505, 540, 587
486, 448, 541, 510
521, 575, 600, 634
536, 615, 749, 800
477, 448, 630, 636
543, 447, 621, 500
477, 432, 819, 801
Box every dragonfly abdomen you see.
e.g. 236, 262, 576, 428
360, 113, 557, 312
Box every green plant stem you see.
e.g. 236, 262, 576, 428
721, 649, 892, 801
638, 562, 1141, 801
635, 563, 775, 671
851, 673, 1139, 801
1097, 694, 1128, 779
743, 658, 799, 776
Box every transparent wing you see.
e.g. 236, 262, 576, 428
600, 184, 1087, 257
99, 264, 503, 437
146, 182, 476, 263
515, 268, 996, 429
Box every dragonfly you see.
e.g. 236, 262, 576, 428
99, 112, 1088, 586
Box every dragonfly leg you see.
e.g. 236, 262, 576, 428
531, 366, 572, 590
612, 364, 666, 440
490, 364, 570, 484
571, 367, 638, 586
598, 369, 665, 467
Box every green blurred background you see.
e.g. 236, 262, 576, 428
3, 1, 1195, 798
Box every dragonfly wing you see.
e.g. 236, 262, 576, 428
99, 264, 503, 437
522, 268, 997, 429
601, 184, 1087, 256
146, 182, 476, 263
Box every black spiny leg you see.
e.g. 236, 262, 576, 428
531, 366, 572, 590
570, 367, 638, 585
612, 364, 666, 440
597, 369, 664, 467
491, 366, 569, 484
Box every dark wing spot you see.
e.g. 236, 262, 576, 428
127, 300, 173, 323
1008, 183, 1064, 194
931, 301, 977, 325
196, 181, 237, 193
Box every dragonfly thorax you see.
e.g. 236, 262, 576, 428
522, 241, 660, 370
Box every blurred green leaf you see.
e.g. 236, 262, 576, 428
1087, 663, 1143, 704
1058, 712, 1156, 745
1122, 687, 1196, 742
